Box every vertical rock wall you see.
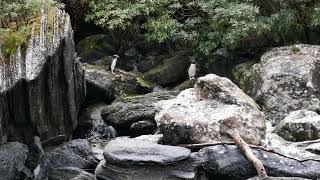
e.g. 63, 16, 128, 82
0, 8, 85, 144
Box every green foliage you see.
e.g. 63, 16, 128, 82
0, 27, 29, 57
0, 0, 61, 58
84, 0, 320, 57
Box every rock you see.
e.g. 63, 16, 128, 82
250, 44, 320, 124
84, 64, 154, 100
275, 110, 320, 142
84, 64, 116, 105
101, 91, 178, 135
173, 79, 196, 91
46, 139, 98, 170
0, 9, 85, 144
137, 54, 167, 73
144, 52, 191, 86
0, 142, 29, 180
76, 34, 115, 64
232, 61, 260, 96
247, 176, 312, 180
155, 74, 266, 145
73, 103, 117, 140
201, 145, 320, 180
104, 138, 191, 164
95, 138, 206, 180
129, 120, 157, 137
133, 134, 163, 144
49, 167, 97, 180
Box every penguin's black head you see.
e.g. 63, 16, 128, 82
113, 55, 119, 58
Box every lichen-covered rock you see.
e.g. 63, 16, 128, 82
101, 91, 178, 135
155, 74, 266, 145
251, 44, 320, 124
275, 110, 320, 142
0, 142, 29, 180
95, 138, 206, 180
232, 61, 261, 96
0, 9, 85, 144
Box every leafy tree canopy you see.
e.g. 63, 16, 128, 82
86, 0, 320, 56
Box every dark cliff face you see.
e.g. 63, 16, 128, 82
0, 9, 86, 145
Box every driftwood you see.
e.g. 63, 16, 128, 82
223, 117, 268, 178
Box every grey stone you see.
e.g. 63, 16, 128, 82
0, 142, 29, 180
49, 167, 97, 180
250, 44, 320, 124
101, 91, 178, 135
46, 139, 98, 170
275, 110, 320, 141
129, 120, 157, 137
103, 138, 191, 165
95, 138, 205, 180
201, 145, 320, 179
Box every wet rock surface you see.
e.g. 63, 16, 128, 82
250, 45, 320, 124
155, 74, 266, 145
101, 91, 178, 135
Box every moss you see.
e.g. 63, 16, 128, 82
136, 76, 154, 88
291, 46, 301, 54
0, 5, 61, 59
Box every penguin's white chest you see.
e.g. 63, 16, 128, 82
188, 64, 196, 78
111, 59, 117, 69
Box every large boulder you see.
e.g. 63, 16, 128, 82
250, 45, 320, 124
275, 110, 320, 142
84, 64, 154, 103
46, 139, 98, 170
0, 142, 29, 180
101, 91, 178, 135
76, 34, 115, 64
155, 74, 266, 145
144, 52, 191, 86
95, 138, 206, 180
0, 9, 85, 144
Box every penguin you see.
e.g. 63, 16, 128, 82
111, 55, 119, 74
188, 60, 196, 80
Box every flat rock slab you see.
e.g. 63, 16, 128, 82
103, 138, 191, 165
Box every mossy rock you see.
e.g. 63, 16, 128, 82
84, 64, 155, 102
143, 52, 190, 87
76, 34, 115, 64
